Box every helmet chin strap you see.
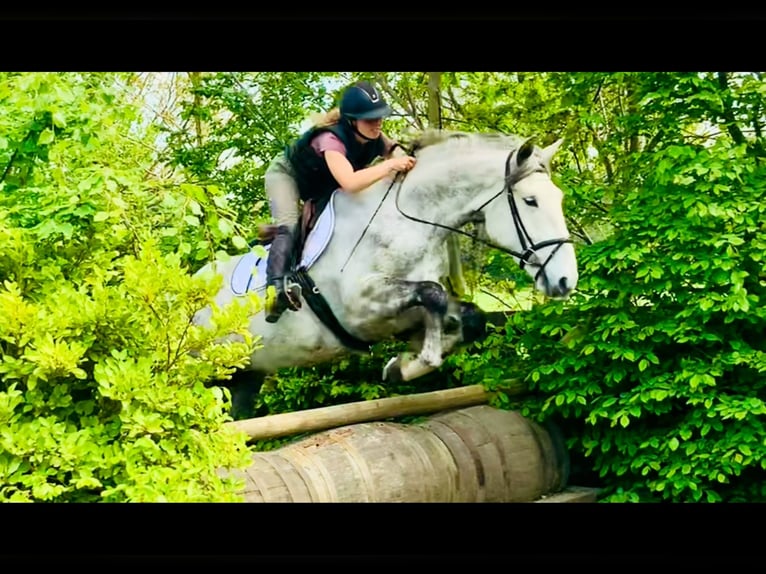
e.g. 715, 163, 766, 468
345, 117, 379, 142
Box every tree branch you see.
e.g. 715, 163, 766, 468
373, 73, 423, 131
717, 72, 746, 144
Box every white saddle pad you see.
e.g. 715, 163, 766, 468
230, 191, 337, 295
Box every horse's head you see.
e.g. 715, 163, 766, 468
480, 137, 578, 299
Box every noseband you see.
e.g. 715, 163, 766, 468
395, 148, 573, 282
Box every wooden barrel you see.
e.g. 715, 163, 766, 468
421, 407, 566, 502
233, 405, 568, 502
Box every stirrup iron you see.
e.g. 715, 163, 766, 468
264, 277, 302, 323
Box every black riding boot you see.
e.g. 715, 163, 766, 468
265, 225, 300, 323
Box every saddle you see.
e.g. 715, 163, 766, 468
256, 195, 330, 251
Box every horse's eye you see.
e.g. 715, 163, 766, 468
523, 196, 538, 207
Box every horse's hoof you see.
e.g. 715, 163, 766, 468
382, 357, 403, 383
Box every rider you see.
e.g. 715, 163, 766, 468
263, 80, 417, 323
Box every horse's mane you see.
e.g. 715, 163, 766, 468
404, 129, 526, 157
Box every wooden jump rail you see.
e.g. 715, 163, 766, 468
225, 380, 525, 442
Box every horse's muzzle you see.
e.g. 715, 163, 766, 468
545, 275, 574, 299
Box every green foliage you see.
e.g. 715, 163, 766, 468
0, 72, 258, 501
159, 72, 342, 229
155, 181, 253, 271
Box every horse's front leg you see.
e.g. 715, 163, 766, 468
383, 328, 463, 382
354, 278, 449, 382
383, 298, 488, 383
415, 283, 448, 367
382, 280, 455, 382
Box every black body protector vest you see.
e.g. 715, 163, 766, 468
285, 121, 385, 202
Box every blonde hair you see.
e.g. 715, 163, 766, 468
309, 107, 341, 128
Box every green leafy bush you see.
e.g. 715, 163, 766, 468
0, 72, 259, 501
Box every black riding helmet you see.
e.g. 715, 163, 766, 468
340, 81, 392, 120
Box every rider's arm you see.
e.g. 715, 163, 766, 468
324, 150, 397, 194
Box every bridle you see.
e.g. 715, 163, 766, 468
394, 148, 573, 283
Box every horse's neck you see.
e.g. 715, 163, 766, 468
394, 147, 502, 228
326, 145, 503, 276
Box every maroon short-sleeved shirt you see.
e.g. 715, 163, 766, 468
310, 132, 347, 156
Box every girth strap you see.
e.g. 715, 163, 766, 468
293, 269, 372, 352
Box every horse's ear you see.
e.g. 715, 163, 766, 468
540, 138, 564, 171
516, 137, 536, 167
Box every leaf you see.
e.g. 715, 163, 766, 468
217, 219, 234, 236
38, 128, 55, 145
52, 111, 67, 128
232, 235, 248, 250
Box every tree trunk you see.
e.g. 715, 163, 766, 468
427, 71, 467, 298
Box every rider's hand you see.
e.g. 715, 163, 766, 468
386, 156, 416, 173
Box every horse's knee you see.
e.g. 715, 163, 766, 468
413, 281, 448, 315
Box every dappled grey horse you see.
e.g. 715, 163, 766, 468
194, 130, 578, 383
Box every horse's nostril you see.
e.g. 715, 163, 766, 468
559, 277, 569, 293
